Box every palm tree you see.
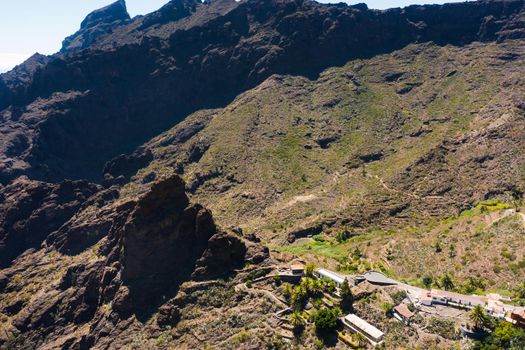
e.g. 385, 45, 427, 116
516, 281, 525, 299
289, 311, 304, 330
469, 305, 489, 330
304, 263, 315, 277
300, 277, 315, 295
353, 332, 368, 348
340, 278, 353, 310
311, 278, 324, 296
283, 283, 293, 301
441, 273, 454, 291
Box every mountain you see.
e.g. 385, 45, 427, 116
0, 0, 524, 349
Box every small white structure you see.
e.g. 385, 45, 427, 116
419, 291, 433, 306
430, 289, 486, 307
342, 313, 384, 346
290, 262, 304, 275
316, 268, 346, 286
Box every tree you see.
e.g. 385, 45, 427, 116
469, 305, 490, 330
291, 285, 308, 311
304, 263, 315, 277
441, 273, 454, 291
311, 278, 325, 296
473, 320, 525, 350
282, 283, 293, 301
300, 277, 315, 294
422, 275, 433, 289
312, 307, 340, 333
289, 310, 305, 334
353, 332, 368, 348
340, 278, 353, 310
336, 230, 349, 243
516, 281, 525, 299
321, 277, 336, 294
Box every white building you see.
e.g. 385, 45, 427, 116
342, 313, 384, 346
316, 268, 346, 286
419, 291, 433, 306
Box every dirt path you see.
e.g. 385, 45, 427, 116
519, 212, 525, 228
235, 283, 288, 308
373, 174, 420, 199
493, 209, 525, 227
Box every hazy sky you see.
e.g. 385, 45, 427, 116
0, 0, 455, 73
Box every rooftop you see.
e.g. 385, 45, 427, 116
290, 262, 304, 271
344, 313, 384, 340
420, 291, 432, 301
317, 268, 346, 284
430, 289, 486, 306
394, 304, 414, 319
362, 271, 398, 285
512, 308, 525, 319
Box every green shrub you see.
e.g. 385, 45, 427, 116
273, 275, 281, 285
336, 230, 350, 243
473, 320, 525, 349
381, 302, 394, 314
391, 290, 407, 304
312, 307, 341, 333
422, 275, 433, 289
426, 317, 457, 340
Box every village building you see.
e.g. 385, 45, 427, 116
429, 289, 485, 308
511, 307, 525, 329
290, 262, 304, 276
423, 290, 512, 317
342, 313, 384, 346
485, 294, 514, 319
316, 268, 346, 287
393, 304, 414, 325
419, 291, 433, 306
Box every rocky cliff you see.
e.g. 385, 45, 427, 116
0, 175, 259, 349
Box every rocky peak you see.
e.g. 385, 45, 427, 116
80, 0, 129, 30
61, 0, 131, 53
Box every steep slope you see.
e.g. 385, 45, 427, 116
0, 178, 99, 268
0, 175, 263, 349
128, 40, 525, 241
0, 0, 524, 182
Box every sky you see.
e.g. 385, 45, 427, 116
0, 0, 455, 73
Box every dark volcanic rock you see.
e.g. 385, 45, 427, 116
103, 148, 153, 180
0, 178, 99, 267
1, 175, 253, 348
0, 0, 524, 182
61, 0, 131, 53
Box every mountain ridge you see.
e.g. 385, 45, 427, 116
0, 0, 524, 183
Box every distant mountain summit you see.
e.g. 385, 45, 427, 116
61, 0, 131, 53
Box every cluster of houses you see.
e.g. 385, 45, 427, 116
281, 264, 525, 347
418, 289, 513, 319
510, 307, 525, 329
316, 267, 385, 345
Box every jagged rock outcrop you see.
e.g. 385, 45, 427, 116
0, 177, 99, 267
61, 0, 131, 53
0, 175, 256, 349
